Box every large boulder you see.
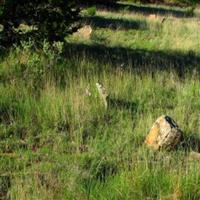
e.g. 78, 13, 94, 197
145, 115, 183, 150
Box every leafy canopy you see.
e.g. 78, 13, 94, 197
0, 0, 80, 46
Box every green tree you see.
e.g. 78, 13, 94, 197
0, 0, 80, 46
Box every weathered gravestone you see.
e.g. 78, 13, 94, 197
74, 25, 93, 40
145, 115, 183, 150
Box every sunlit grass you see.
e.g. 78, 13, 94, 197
0, 4, 200, 199
76, 9, 200, 53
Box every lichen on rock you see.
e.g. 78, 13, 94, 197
145, 115, 183, 150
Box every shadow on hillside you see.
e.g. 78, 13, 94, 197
182, 135, 200, 153
64, 42, 200, 77
0, 176, 11, 200
0, 47, 7, 59
85, 2, 193, 18
82, 16, 148, 30
107, 97, 138, 113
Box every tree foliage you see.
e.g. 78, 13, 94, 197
0, 0, 80, 46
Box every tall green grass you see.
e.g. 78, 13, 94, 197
0, 41, 199, 199
0, 4, 200, 199
79, 10, 200, 53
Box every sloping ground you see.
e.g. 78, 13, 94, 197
0, 2, 200, 200
81, 0, 198, 7
75, 7, 200, 74
82, 1, 195, 17
121, 0, 198, 7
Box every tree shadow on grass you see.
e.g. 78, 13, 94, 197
0, 176, 11, 200
107, 97, 138, 113
181, 134, 200, 153
85, 2, 193, 18
64, 42, 200, 77
0, 47, 7, 59
82, 16, 148, 30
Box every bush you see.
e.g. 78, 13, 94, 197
85, 6, 97, 16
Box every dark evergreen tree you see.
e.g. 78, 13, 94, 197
0, 0, 80, 46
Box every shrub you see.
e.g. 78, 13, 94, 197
85, 6, 97, 16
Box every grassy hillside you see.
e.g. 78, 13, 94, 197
0, 3, 200, 200
121, 0, 198, 6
